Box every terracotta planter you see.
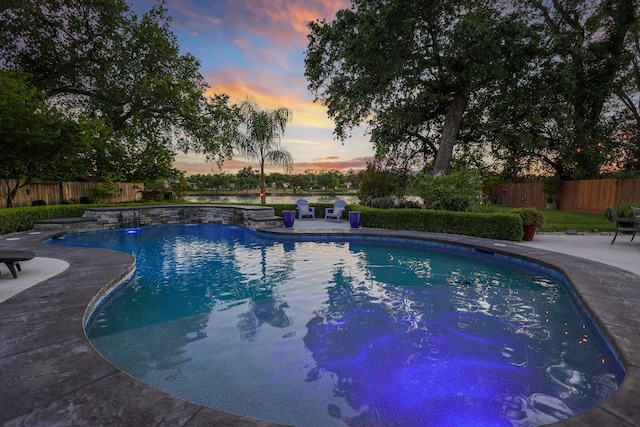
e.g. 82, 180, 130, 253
523, 225, 537, 241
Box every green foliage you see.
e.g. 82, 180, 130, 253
356, 206, 523, 241
366, 196, 422, 209
0, 71, 99, 206
358, 161, 407, 204
511, 208, 545, 228
368, 196, 397, 209
605, 202, 638, 221
2, 1, 240, 184
419, 170, 484, 212
90, 179, 119, 204
397, 199, 422, 209
542, 176, 563, 202
235, 167, 261, 191
471, 204, 497, 214
489, 1, 637, 180
31, 200, 47, 206
170, 176, 189, 201
0, 205, 88, 234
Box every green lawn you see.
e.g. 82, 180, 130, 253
507, 208, 615, 233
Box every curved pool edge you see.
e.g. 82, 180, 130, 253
0, 229, 288, 427
0, 226, 638, 426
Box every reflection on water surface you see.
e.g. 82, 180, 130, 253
51, 225, 623, 427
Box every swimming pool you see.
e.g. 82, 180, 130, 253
50, 224, 624, 426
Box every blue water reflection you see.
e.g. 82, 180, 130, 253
49, 224, 623, 427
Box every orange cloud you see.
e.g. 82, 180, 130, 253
204, 67, 335, 128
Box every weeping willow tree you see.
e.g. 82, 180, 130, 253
236, 99, 293, 204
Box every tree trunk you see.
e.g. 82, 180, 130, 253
2, 179, 21, 208
432, 91, 468, 175
260, 161, 266, 204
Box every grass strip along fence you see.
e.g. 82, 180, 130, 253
1, 203, 524, 241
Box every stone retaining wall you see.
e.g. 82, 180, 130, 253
35, 205, 282, 232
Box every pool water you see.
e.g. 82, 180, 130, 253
50, 224, 624, 426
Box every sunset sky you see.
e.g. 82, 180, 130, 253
130, 0, 374, 176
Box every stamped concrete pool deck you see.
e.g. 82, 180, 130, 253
1, 221, 640, 426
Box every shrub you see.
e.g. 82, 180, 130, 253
419, 170, 484, 212
365, 196, 422, 209
79, 196, 93, 204
142, 189, 171, 201
358, 160, 407, 204
512, 208, 545, 228
368, 196, 397, 209
0, 205, 88, 234
605, 201, 638, 220
90, 181, 119, 203
397, 199, 422, 209
31, 200, 47, 206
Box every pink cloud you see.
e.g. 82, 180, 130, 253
231, 0, 351, 47
175, 155, 255, 176
293, 156, 371, 173
233, 38, 250, 50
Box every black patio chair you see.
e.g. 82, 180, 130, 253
608, 207, 640, 244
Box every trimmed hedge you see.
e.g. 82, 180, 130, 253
1, 203, 524, 241
0, 205, 88, 235
351, 206, 524, 241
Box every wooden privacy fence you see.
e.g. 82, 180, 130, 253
0, 180, 144, 209
487, 178, 640, 213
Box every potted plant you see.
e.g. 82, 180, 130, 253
512, 208, 545, 241
542, 177, 562, 209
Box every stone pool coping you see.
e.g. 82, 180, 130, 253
1, 226, 639, 426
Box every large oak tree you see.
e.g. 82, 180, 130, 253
1, 0, 238, 184
305, 0, 534, 175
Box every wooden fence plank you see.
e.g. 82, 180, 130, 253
617, 178, 640, 205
